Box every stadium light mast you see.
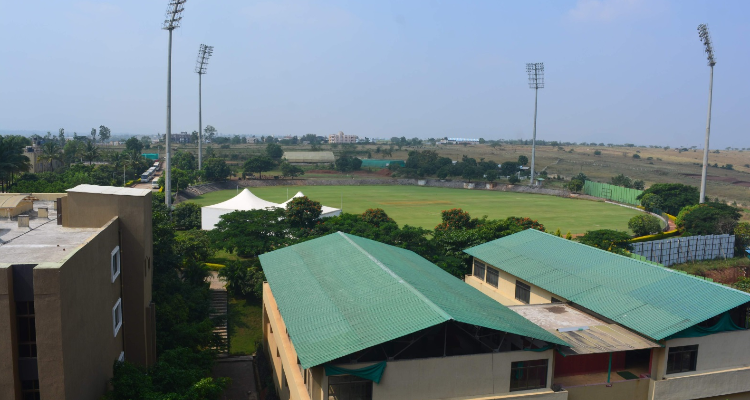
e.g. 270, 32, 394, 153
195, 44, 214, 170
162, 0, 186, 208
697, 24, 716, 204
526, 62, 544, 186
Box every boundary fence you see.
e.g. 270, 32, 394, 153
631, 234, 735, 267
583, 181, 643, 206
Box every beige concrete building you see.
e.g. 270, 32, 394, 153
328, 131, 358, 144
0, 195, 35, 219
465, 229, 750, 400
0, 185, 155, 400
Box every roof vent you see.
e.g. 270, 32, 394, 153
18, 215, 30, 228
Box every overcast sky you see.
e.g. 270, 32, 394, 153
1, 0, 748, 148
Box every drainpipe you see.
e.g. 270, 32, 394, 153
607, 352, 612, 383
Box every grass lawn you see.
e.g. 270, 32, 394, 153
228, 296, 263, 355
187, 185, 642, 234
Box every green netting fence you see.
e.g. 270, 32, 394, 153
360, 159, 405, 168
583, 181, 643, 206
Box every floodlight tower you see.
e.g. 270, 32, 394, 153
697, 24, 716, 204
162, 0, 186, 208
526, 63, 544, 186
195, 44, 214, 170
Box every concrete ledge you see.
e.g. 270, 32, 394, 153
651, 366, 750, 400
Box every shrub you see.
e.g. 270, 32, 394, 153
676, 203, 742, 236
628, 215, 662, 237
577, 229, 633, 255
567, 179, 584, 193
594, 150, 602, 156
632, 153, 641, 159
636, 183, 700, 215
640, 193, 663, 213
735, 222, 750, 252
508, 175, 520, 184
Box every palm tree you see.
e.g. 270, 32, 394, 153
83, 141, 100, 165
0, 136, 31, 192
40, 141, 62, 172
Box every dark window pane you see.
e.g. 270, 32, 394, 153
510, 359, 548, 391
515, 281, 531, 304
474, 261, 485, 280
486, 268, 499, 288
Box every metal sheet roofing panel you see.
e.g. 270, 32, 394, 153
260, 232, 567, 369
465, 229, 750, 340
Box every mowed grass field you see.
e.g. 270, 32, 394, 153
187, 185, 642, 233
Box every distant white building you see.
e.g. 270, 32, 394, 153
440, 138, 480, 144
328, 131, 358, 144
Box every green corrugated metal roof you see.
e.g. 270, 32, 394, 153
464, 230, 750, 341
259, 232, 567, 369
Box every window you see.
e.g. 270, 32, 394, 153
328, 375, 373, 400
16, 302, 37, 358
510, 359, 548, 392
486, 268, 499, 288
112, 298, 122, 337
111, 246, 121, 283
473, 260, 486, 280
21, 380, 40, 400
667, 345, 698, 374
515, 281, 531, 304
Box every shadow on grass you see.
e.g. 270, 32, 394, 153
227, 294, 263, 356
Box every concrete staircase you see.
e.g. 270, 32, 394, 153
210, 289, 229, 353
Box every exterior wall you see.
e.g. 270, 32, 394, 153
325, 350, 559, 400
0, 201, 33, 218
565, 379, 650, 400
328, 133, 358, 144
30, 193, 66, 202
263, 283, 311, 400
649, 366, 750, 400
469, 259, 568, 305
651, 330, 750, 381
62, 190, 154, 367
0, 265, 21, 400
33, 219, 123, 400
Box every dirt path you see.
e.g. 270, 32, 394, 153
213, 356, 258, 400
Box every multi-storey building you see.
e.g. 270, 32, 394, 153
0, 185, 156, 400
328, 131, 358, 144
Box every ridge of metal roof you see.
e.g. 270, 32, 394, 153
464, 229, 750, 341
260, 232, 567, 369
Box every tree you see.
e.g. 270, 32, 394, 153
266, 143, 283, 159
140, 136, 151, 149
286, 196, 322, 230
219, 259, 265, 299
172, 202, 202, 230
628, 215, 662, 237
485, 170, 498, 182
567, 179, 584, 193
632, 180, 645, 190
640, 193, 663, 213
203, 125, 217, 142
517, 155, 529, 166
279, 161, 304, 178
632, 153, 641, 159
125, 136, 144, 153
174, 229, 214, 261
734, 222, 750, 253
191, 130, 199, 143
461, 166, 482, 182
636, 183, 700, 215
499, 161, 520, 177
90, 128, 97, 143
335, 155, 362, 172
594, 150, 602, 155
173, 151, 197, 171
210, 209, 290, 257
40, 141, 62, 172
63, 140, 84, 166
508, 175, 520, 184
577, 229, 633, 255
676, 203, 741, 236
0, 135, 31, 192
435, 209, 478, 232
99, 125, 111, 142
83, 140, 99, 165
610, 173, 632, 188
243, 155, 275, 179
201, 158, 230, 182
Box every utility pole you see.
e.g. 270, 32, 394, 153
697, 24, 716, 204
195, 44, 214, 170
162, 0, 186, 208
526, 63, 544, 186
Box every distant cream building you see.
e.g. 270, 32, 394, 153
328, 131, 358, 144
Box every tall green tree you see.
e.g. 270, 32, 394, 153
210, 209, 290, 257
40, 141, 63, 172
83, 141, 100, 165
90, 128, 97, 143
0, 135, 32, 192
203, 125, 217, 142
99, 125, 111, 142
577, 230, 633, 255
125, 136, 144, 153
201, 158, 230, 182
243, 155, 274, 179
636, 183, 700, 215
266, 142, 283, 159
285, 196, 322, 230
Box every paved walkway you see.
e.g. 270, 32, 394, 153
213, 356, 258, 400
208, 271, 229, 353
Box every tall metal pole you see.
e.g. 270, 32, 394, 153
166, 28, 173, 207
162, 0, 186, 208
198, 71, 202, 170
530, 82, 538, 186
697, 23, 716, 204
699, 64, 714, 203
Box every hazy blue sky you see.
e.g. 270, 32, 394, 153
1, 0, 748, 148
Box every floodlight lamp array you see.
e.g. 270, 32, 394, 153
195, 44, 214, 74
162, 0, 187, 30
526, 62, 544, 89
697, 24, 716, 66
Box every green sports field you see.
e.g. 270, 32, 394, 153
187, 185, 642, 234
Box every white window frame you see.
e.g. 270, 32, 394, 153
113, 298, 122, 337
111, 246, 121, 283
118, 351, 125, 362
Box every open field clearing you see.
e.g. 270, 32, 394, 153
187, 185, 642, 234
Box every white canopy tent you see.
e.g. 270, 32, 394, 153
201, 189, 341, 230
